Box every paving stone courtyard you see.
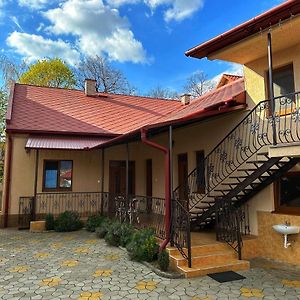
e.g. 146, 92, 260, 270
0, 229, 299, 300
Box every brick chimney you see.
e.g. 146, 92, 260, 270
180, 94, 191, 105
84, 79, 97, 96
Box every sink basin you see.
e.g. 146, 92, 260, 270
273, 224, 300, 235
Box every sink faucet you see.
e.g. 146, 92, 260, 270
285, 220, 291, 226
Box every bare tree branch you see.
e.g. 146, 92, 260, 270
147, 86, 179, 100
75, 56, 136, 95
184, 71, 213, 98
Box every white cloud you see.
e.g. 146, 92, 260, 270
6, 31, 80, 65
44, 0, 147, 63
18, 0, 51, 9
107, 0, 204, 22
10, 16, 23, 31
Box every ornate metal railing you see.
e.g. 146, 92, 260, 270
175, 91, 300, 211
104, 193, 166, 240
172, 91, 300, 263
19, 192, 166, 240
171, 199, 192, 267
215, 198, 242, 260
36, 192, 102, 218
18, 196, 34, 229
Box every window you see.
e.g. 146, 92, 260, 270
275, 171, 300, 214
196, 150, 205, 194
43, 160, 73, 191
267, 64, 295, 115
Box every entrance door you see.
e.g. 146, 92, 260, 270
178, 153, 188, 203
109, 161, 135, 216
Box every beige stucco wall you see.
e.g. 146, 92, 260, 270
244, 43, 300, 108
0, 134, 102, 225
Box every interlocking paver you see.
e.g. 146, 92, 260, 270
0, 229, 300, 299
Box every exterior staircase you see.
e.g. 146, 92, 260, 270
171, 92, 300, 272
168, 242, 250, 278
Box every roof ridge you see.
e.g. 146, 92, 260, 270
15, 83, 180, 103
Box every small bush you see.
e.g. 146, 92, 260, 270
95, 218, 111, 239
45, 213, 55, 231
54, 211, 83, 232
126, 229, 159, 262
158, 250, 169, 272
86, 215, 105, 232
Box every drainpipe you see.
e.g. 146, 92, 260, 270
3, 135, 13, 228
141, 128, 170, 251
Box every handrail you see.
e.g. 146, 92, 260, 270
174, 91, 300, 211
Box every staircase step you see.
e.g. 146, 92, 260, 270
246, 160, 268, 164
177, 259, 250, 278
177, 250, 236, 267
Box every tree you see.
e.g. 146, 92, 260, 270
184, 71, 213, 98
75, 55, 135, 94
0, 89, 7, 138
19, 58, 76, 89
147, 86, 179, 100
0, 55, 28, 90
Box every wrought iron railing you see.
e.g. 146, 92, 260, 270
215, 198, 242, 260
172, 91, 300, 264
175, 91, 300, 211
171, 199, 192, 267
19, 191, 166, 240
36, 192, 102, 218
104, 193, 166, 240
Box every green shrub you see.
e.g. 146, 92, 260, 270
126, 228, 159, 262
105, 221, 122, 246
45, 213, 55, 231
86, 215, 105, 232
95, 218, 111, 239
54, 211, 83, 232
119, 223, 134, 247
158, 250, 169, 272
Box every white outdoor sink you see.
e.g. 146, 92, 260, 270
272, 224, 300, 248
272, 224, 300, 235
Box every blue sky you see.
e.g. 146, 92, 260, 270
0, 0, 281, 94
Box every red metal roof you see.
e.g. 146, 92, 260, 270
186, 0, 300, 59
92, 78, 246, 149
160, 78, 245, 122
8, 84, 182, 136
25, 136, 109, 150
216, 74, 243, 89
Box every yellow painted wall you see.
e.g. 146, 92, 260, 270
244, 43, 300, 108
1, 134, 102, 221
242, 42, 300, 235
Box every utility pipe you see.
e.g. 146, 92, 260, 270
141, 128, 171, 251
3, 135, 13, 228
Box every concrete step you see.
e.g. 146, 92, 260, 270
178, 259, 250, 278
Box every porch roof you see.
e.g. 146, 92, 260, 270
25, 136, 109, 150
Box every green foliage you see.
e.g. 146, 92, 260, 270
85, 215, 105, 232
45, 213, 55, 231
126, 229, 159, 262
54, 211, 83, 232
105, 221, 122, 247
19, 58, 76, 89
158, 250, 169, 272
95, 218, 111, 239
119, 223, 134, 247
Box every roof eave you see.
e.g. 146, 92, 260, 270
186, 0, 300, 59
